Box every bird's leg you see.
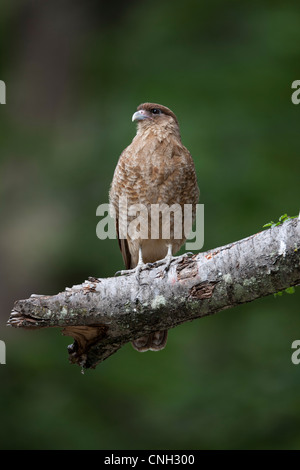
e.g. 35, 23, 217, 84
133, 246, 146, 282
115, 246, 147, 281
115, 267, 132, 277
151, 248, 195, 277
162, 244, 173, 277
176, 251, 195, 262
150, 244, 174, 278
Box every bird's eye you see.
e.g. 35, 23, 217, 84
151, 108, 161, 115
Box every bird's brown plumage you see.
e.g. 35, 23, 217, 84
109, 102, 199, 352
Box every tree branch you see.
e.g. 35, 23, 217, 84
7, 218, 300, 370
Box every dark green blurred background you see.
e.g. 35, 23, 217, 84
0, 0, 299, 450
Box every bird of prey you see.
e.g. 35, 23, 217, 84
109, 102, 199, 352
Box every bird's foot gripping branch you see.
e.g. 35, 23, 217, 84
7, 218, 300, 371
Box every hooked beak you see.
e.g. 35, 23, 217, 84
132, 110, 151, 122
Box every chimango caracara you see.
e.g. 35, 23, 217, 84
109, 103, 199, 352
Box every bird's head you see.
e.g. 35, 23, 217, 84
132, 103, 180, 135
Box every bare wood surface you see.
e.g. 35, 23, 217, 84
7, 218, 300, 369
